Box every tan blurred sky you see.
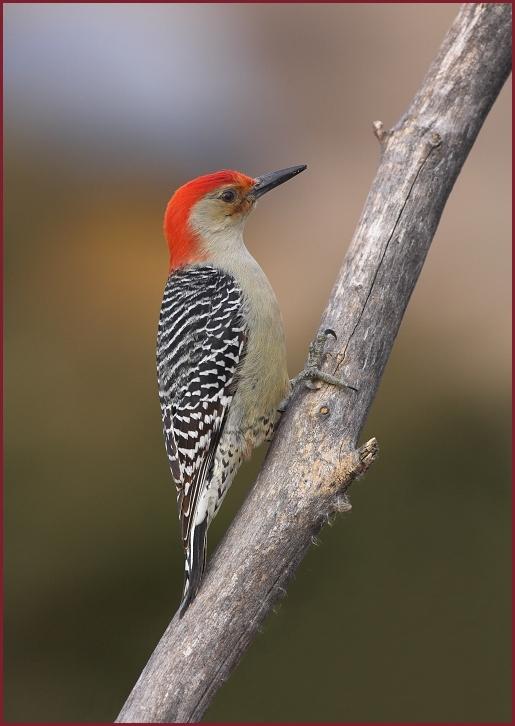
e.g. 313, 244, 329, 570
5, 4, 510, 399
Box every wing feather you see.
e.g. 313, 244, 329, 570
157, 265, 247, 548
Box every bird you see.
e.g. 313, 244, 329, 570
156, 165, 348, 617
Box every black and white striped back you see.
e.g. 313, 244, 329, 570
156, 264, 248, 612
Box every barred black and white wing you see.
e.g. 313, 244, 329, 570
156, 265, 247, 613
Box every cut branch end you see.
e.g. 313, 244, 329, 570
372, 120, 389, 144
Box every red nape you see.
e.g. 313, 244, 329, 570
164, 170, 253, 272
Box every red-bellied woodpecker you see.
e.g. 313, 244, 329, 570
157, 165, 350, 616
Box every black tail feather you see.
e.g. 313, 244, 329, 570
179, 518, 208, 618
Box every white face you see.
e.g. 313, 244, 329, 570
189, 184, 256, 254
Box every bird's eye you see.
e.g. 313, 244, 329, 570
220, 189, 236, 203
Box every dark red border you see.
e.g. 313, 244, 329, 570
0, 1, 512, 725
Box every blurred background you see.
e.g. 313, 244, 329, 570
4, 3, 511, 723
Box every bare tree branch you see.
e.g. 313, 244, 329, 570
116, 4, 512, 722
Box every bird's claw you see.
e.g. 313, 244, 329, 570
278, 329, 358, 414
291, 367, 357, 393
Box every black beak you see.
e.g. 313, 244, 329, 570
251, 164, 307, 199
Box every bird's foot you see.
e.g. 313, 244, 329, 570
291, 328, 358, 392
278, 329, 357, 413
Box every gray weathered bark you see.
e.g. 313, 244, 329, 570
117, 4, 511, 722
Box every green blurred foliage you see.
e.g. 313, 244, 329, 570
4, 156, 511, 725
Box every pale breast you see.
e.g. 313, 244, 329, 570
228, 256, 290, 432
